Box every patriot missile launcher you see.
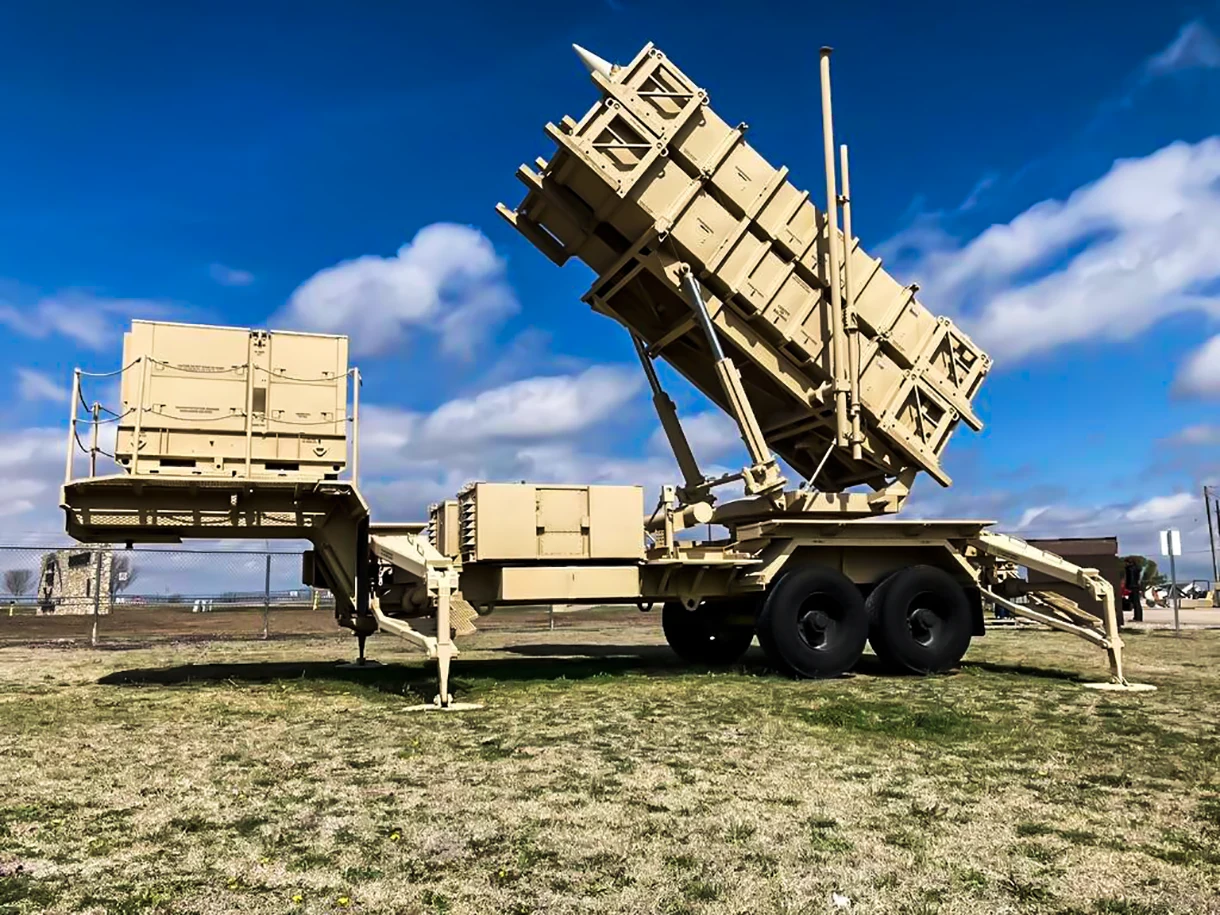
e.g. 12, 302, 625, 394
59, 43, 1138, 708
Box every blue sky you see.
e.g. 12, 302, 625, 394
0, 1, 1217, 576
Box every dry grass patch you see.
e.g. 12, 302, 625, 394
1, 619, 1218, 913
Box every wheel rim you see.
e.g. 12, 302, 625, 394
906, 591, 947, 647
795, 593, 843, 651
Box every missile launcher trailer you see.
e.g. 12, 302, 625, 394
60, 44, 1132, 708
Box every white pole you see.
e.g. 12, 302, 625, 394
1170, 549, 1179, 634
65, 369, 81, 484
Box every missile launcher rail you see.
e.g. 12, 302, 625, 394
57, 44, 1139, 709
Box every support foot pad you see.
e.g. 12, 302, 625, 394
337, 659, 385, 669
404, 702, 485, 713
1082, 681, 1157, 692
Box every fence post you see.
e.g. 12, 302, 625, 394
263, 553, 271, 640
90, 547, 104, 647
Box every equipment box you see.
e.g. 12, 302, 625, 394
457, 483, 644, 563
114, 320, 349, 480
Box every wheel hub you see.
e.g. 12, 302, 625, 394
908, 605, 938, 645
797, 602, 835, 650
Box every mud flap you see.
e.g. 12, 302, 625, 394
966, 585, 986, 636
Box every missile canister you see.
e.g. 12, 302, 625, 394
497, 43, 990, 495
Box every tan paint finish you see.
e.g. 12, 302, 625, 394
498, 42, 990, 494
458, 483, 644, 562
496, 565, 641, 602
115, 320, 349, 479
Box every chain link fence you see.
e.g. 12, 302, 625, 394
0, 544, 336, 644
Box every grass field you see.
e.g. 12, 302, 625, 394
2, 613, 1219, 915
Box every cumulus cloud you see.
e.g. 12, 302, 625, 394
361, 365, 641, 460
1173, 333, 1220, 397
209, 263, 255, 287
0, 428, 70, 519
15, 368, 68, 403
0, 293, 173, 351
350, 365, 657, 518
277, 223, 519, 358
893, 138, 1220, 362
419, 366, 641, 449
647, 410, 742, 462
342, 362, 763, 523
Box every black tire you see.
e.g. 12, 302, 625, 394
661, 600, 755, 666
756, 565, 868, 679
867, 565, 972, 674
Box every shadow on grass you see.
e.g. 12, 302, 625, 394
96, 648, 794, 702
96, 630, 1095, 702
94, 640, 962, 705
962, 659, 1086, 683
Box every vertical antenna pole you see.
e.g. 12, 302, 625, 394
819, 47, 850, 449
65, 369, 81, 485
839, 142, 863, 461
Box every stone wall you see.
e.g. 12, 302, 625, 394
37, 547, 114, 615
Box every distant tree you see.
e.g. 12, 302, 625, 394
3, 569, 32, 598
110, 555, 140, 596
1122, 555, 1169, 589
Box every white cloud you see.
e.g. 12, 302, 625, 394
360, 365, 641, 462
15, 367, 68, 403
897, 137, 1220, 362
209, 263, 255, 287
420, 366, 641, 450
1124, 491, 1197, 524
647, 410, 742, 462
1007, 490, 1210, 576
1014, 505, 1050, 530
0, 428, 69, 519
1146, 20, 1220, 76
351, 365, 660, 519
1167, 422, 1220, 445
277, 223, 519, 358
0, 293, 171, 351
1173, 333, 1220, 397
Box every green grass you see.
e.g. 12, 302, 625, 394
1, 620, 1219, 913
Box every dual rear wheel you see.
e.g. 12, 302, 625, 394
660, 564, 973, 677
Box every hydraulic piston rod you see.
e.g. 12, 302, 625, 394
678, 265, 786, 498
632, 333, 704, 497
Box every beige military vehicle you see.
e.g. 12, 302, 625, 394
60, 44, 1131, 707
